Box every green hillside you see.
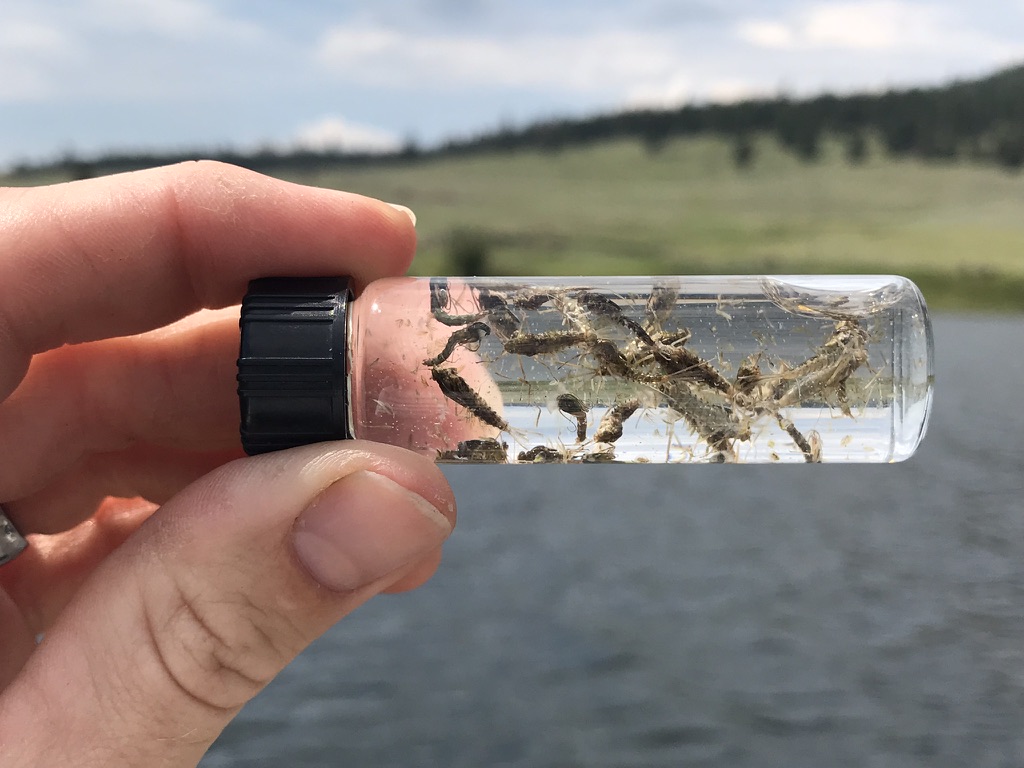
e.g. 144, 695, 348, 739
276, 135, 1024, 311
6, 59, 1024, 311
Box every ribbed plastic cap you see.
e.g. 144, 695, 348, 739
237, 277, 352, 455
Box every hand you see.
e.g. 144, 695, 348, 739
0, 162, 457, 767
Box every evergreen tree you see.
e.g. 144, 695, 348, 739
732, 134, 756, 169
845, 130, 869, 165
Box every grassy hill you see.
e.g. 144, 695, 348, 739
270, 135, 1024, 311
5, 62, 1024, 311
4, 134, 1023, 312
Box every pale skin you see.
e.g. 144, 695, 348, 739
0, 162, 459, 767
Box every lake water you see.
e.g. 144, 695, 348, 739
201, 314, 1024, 768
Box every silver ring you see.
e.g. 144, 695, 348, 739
0, 504, 28, 566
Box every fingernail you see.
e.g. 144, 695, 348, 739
387, 203, 417, 227
293, 471, 450, 592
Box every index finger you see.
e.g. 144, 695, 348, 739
0, 161, 417, 399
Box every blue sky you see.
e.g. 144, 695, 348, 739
2, 0, 1023, 168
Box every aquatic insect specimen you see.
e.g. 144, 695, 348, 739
556, 393, 589, 443
771, 319, 870, 416
564, 289, 655, 345
423, 321, 491, 366
593, 399, 641, 444
656, 380, 750, 461
438, 438, 508, 463
429, 277, 481, 326
644, 282, 678, 334
503, 330, 596, 357
775, 413, 821, 463
652, 342, 735, 397
477, 289, 522, 338
517, 445, 571, 463
430, 366, 510, 432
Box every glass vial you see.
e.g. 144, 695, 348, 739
239, 275, 933, 464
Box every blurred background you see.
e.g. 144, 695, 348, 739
4, 1, 1024, 765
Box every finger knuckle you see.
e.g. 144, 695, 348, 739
142, 572, 300, 713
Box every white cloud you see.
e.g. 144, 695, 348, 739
801, 2, 919, 49
0, 19, 79, 101
0, 20, 69, 54
315, 25, 682, 91
626, 74, 694, 109
737, 1, 1014, 54
310, 10, 1024, 121
627, 76, 769, 109
0, 0, 270, 103
3, 1, 1024, 166
705, 79, 768, 104
84, 0, 265, 41
737, 20, 795, 50
290, 116, 402, 153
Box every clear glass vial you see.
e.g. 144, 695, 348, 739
238, 275, 933, 464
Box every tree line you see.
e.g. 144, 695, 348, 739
10, 62, 1024, 180
442, 63, 1024, 171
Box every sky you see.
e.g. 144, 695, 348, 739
2, 0, 1023, 168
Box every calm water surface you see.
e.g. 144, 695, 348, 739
202, 315, 1024, 768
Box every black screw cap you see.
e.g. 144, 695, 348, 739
237, 277, 352, 455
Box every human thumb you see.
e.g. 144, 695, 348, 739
0, 441, 455, 768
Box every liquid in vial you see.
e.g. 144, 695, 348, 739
334, 275, 933, 464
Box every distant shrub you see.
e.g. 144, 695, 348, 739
776, 121, 821, 163
448, 229, 491, 275
793, 128, 821, 163
399, 140, 422, 160
994, 127, 1024, 172
57, 154, 94, 180
732, 134, 756, 170
844, 131, 869, 165
641, 122, 672, 155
